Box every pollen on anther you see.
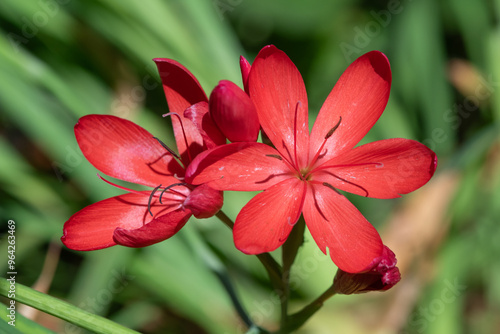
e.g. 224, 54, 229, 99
325, 116, 342, 139
266, 154, 282, 160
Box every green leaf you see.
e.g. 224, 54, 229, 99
0, 302, 55, 334
0, 279, 140, 334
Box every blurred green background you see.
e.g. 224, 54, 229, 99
1, 0, 500, 333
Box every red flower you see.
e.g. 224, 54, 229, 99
333, 245, 401, 294
61, 59, 230, 251
186, 46, 437, 273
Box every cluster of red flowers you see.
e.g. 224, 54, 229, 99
62, 45, 437, 293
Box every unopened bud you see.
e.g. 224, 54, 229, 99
183, 184, 223, 218
209, 80, 260, 142
333, 245, 401, 294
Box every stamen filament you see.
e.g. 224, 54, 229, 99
309, 116, 342, 169
163, 112, 192, 163
265, 152, 297, 175
322, 182, 341, 194
310, 162, 383, 175
148, 184, 163, 217
159, 182, 188, 203
310, 172, 370, 197
152, 136, 181, 160
280, 143, 299, 172
293, 101, 301, 172
97, 174, 146, 196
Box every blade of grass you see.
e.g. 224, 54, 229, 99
0, 279, 140, 334
0, 302, 55, 334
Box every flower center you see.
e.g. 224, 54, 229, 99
299, 168, 312, 181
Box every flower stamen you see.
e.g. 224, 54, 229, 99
325, 116, 342, 139
163, 112, 192, 163
322, 182, 341, 194
148, 184, 163, 217
265, 154, 282, 160
159, 182, 188, 204
293, 101, 302, 171
310, 116, 342, 168
321, 173, 370, 197
97, 174, 145, 196
152, 136, 181, 160
311, 162, 383, 174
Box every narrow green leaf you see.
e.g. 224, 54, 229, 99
0, 302, 55, 334
0, 279, 140, 334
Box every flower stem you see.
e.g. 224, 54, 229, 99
0, 278, 140, 334
215, 210, 235, 229
215, 210, 283, 287
276, 285, 336, 333
279, 216, 305, 330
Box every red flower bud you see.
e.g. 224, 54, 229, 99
183, 184, 223, 219
333, 245, 401, 294
209, 80, 260, 142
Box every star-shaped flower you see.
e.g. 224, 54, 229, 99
187, 46, 437, 273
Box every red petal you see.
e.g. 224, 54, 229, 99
61, 192, 185, 251
302, 183, 383, 273
153, 58, 208, 163
249, 45, 310, 168
310, 51, 392, 164
313, 138, 437, 199
113, 208, 191, 247
240, 55, 251, 94
209, 80, 260, 142
184, 102, 226, 149
185, 142, 292, 191
75, 115, 184, 187
234, 178, 305, 254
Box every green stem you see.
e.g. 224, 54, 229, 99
0, 278, 140, 334
277, 285, 336, 333
279, 217, 305, 329
215, 210, 283, 288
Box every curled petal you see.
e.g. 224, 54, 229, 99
310, 51, 392, 163
240, 55, 251, 94
209, 80, 260, 142
153, 58, 208, 162
333, 245, 401, 294
185, 142, 291, 191
113, 208, 191, 247
313, 138, 438, 199
183, 184, 223, 219
302, 183, 383, 273
74, 115, 184, 187
234, 178, 305, 254
61, 192, 184, 251
184, 102, 226, 149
